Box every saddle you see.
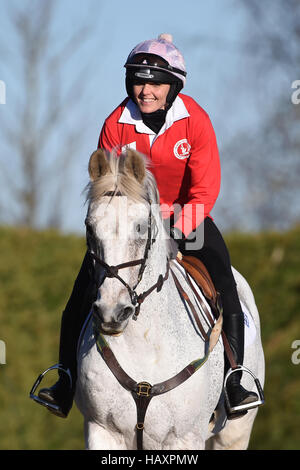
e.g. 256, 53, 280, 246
177, 254, 218, 305
176, 253, 221, 319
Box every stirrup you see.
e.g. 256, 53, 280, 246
224, 365, 265, 414
29, 363, 72, 414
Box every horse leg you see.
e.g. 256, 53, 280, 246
205, 408, 258, 450
84, 420, 127, 450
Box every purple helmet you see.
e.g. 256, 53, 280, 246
125, 33, 186, 86
124, 34, 186, 108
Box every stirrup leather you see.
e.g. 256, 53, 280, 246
29, 363, 72, 414
223, 365, 265, 414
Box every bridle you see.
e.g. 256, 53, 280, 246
87, 191, 169, 321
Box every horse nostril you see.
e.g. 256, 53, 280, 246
118, 305, 134, 322
124, 306, 134, 317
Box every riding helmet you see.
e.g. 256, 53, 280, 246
124, 33, 186, 109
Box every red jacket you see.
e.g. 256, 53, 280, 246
98, 93, 221, 237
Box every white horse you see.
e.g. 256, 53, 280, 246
75, 149, 265, 450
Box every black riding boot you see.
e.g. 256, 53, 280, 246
38, 252, 95, 418
223, 312, 259, 419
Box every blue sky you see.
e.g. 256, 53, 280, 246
0, 0, 289, 233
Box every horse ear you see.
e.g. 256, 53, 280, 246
125, 149, 146, 183
88, 149, 110, 181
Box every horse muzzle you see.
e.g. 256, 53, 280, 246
92, 302, 135, 336
99, 323, 124, 337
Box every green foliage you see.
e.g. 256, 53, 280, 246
0, 226, 86, 449
0, 225, 299, 449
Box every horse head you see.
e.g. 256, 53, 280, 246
85, 148, 163, 336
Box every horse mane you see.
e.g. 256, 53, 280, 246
85, 151, 160, 205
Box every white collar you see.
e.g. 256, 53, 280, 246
118, 96, 190, 136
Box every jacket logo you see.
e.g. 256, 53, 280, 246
173, 139, 191, 160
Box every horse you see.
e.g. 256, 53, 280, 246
74, 148, 265, 450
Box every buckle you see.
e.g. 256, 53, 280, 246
29, 364, 72, 412
224, 365, 265, 413
136, 381, 152, 397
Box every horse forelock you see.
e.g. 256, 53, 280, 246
85, 151, 159, 206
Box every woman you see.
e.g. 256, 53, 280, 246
38, 34, 259, 420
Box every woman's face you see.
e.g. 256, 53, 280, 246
133, 82, 170, 113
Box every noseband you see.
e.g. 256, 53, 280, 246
87, 191, 169, 320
